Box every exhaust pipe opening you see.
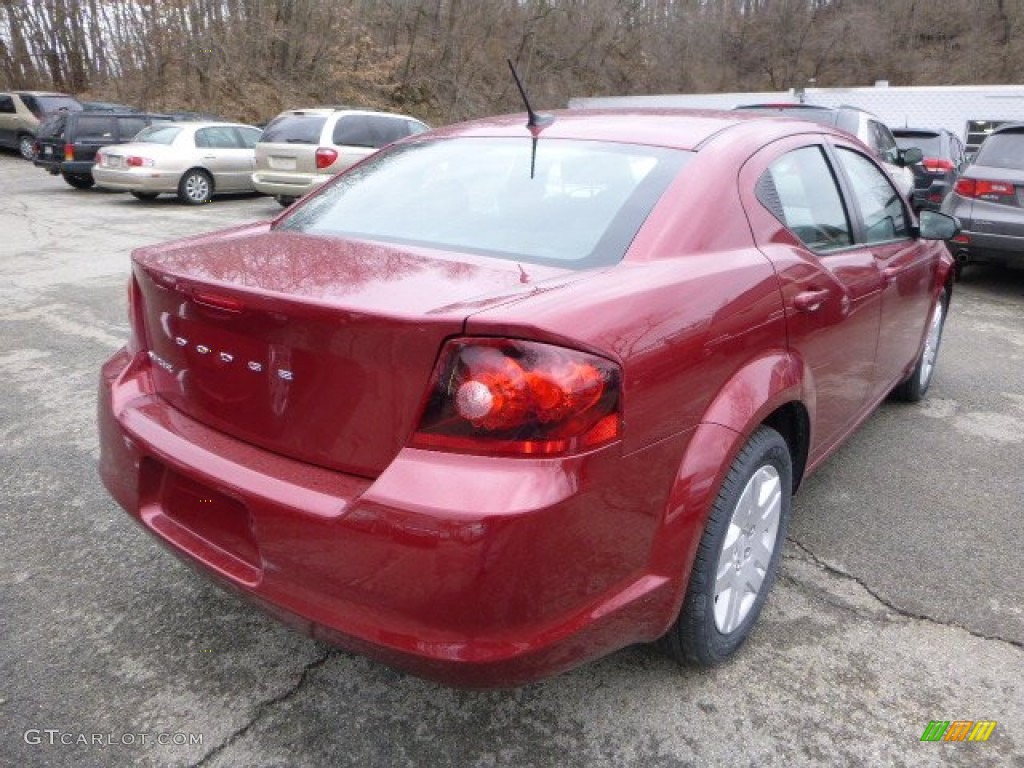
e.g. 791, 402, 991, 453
955, 250, 970, 264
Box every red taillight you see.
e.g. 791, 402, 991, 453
64, 143, 73, 161
126, 156, 153, 167
95, 151, 103, 164
315, 147, 338, 169
922, 157, 954, 174
412, 339, 622, 456
126, 277, 145, 355
955, 177, 1017, 201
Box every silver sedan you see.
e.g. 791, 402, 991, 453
92, 121, 263, 204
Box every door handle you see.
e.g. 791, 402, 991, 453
882, 266, 901, 282
793, 289, 830, 313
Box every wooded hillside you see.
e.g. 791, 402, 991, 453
2, 0, 1022, 125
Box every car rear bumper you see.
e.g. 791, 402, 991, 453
951, 229, 1024, 265
34, 157, 61, 173
94, 166, 180, 193
251, 171, 327, 199
98, 348, 682, 687
61, 161, 95, 176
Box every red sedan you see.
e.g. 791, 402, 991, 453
98, 109, 957, 687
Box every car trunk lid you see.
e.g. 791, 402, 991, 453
131, 228, 575, 477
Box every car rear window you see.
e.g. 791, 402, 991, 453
36, 114, 67, 138
33, 95, 82, 116
894, 133, 942, 155
133, 125, 183, 145
260, 114, 327, 144
974, 131, 1024, 170
279, 137, 688, 269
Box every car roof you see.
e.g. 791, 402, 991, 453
423, 108, 846, 151
10, 90, 74, 97
277, 107, 420, 119
154, 121, 259, 130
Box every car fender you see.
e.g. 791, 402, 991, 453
644, 349, 807, 634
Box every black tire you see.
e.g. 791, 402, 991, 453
18, 134, 35, 161
276, 195, 296, 207
130, 191, 159, 201
177, 169, 213, 205
892, 289, 947, 402
659, 425, 792, 666
62, 172, 95, 190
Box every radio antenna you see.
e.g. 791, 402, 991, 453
507, 59, 553, 130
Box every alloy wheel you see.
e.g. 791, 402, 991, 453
713, 465, 782, 634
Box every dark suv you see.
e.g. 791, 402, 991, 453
33, 111, 173, 189
893, 128, 966, 211
941, 123, 1024, 272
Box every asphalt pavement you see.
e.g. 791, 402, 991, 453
1, 151, 1021, 767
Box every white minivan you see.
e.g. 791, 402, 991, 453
252, 107, 429, 206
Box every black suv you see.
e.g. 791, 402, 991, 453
893, 128, 966, 211
33, 111, 173, 189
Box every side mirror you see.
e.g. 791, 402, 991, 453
897, 147, 923, 167
917, 210, 960, 241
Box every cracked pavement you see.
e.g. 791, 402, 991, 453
1, 152, 1021, 767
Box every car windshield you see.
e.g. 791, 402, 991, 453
974, 131, 1024, 170
133, 125, 183, 145
260, 114, 327, 144
279, 137, 689, 268
894, 134, 942, 155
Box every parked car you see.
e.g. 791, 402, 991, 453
942, 122, 1024, 271
893, 127, 967, 211
734, 104, 919, 200
0, 90, 82, 160
34, 110, 175, 189
92, 121, 263, 204
252, 107, 428, 206
98, 108, 956, 687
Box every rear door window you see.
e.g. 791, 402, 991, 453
195, 126, 243, 148
333, 115, 420, 148
75, 116, 116, 142
331, 115, 377, 147
133, 125, 183, 145
756, 145, 853, 251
